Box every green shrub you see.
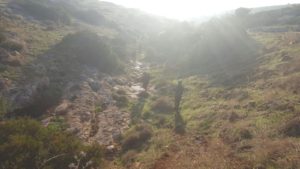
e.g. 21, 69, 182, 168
48, 116, 68, 131
57, 31, 121, 73
0, 118, 103, 169
122, 124, 152, 151
186, 18, 257, 81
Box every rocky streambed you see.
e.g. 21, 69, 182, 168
1, 60, 147, 146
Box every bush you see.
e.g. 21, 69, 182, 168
17, 0, 71, 24
0, 118, 103, 169
122, 124, 152, 151
281, 117, 300, 137
112, 93, 128, 108
151, 97, 174, 113
1, 40, 24, 52
220, 127, 253, 144
57, 31, 121, 73
12, 83, 63, 118
186, 18, 257, 83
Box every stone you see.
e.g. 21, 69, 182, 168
80, 111, 91, 122
54, 100, 70, 115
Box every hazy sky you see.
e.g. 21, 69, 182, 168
103, 0, 300, 19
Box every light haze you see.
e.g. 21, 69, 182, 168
103, 0, 300, 19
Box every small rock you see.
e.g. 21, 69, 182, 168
80, 112, 91, 122
54, 100, 70, 115
106, 145, 116, 151
41, 118, 52, 127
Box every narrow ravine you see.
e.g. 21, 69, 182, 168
85, 59, 148, 145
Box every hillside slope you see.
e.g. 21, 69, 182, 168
1, 1, 300, 169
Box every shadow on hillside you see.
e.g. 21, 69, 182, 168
174, 109, 185, 134
131, 96, 147, 123
8, 30, 130, 118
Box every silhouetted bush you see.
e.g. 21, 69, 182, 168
12, 83, 63, 118
281, 117, 300, 137
0, 118, 103, 169
145, 17, 257, 85
57, 31, 121, 73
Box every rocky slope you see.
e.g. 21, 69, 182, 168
0, 0, 161, 146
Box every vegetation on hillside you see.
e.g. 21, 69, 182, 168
56, 31, 122, 73
0, 118, 103, 169
145, 15, 258, 85
1, 0, 300, 169
15, 0, 71, 24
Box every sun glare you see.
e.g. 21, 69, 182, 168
104, 0, 300, 19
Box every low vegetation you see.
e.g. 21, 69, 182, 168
56, 31, 122, 73
0, 118, 103, 169
0, 40, 24, 52
1, 0, 300, 169
121, 124, 152, 151
16, 0, 71, 24
150, 97, 173, 114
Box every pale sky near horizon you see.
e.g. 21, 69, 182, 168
103, 0, 300, 19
